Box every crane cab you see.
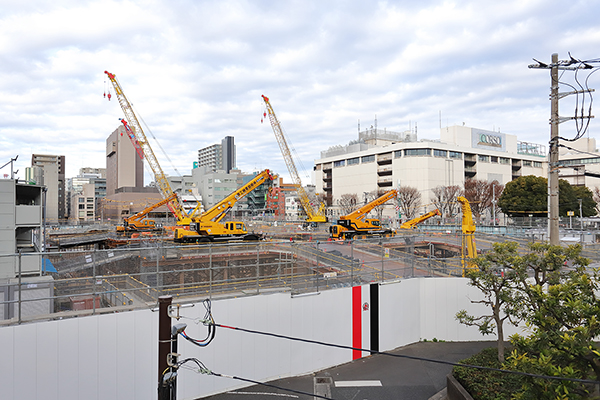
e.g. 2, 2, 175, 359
224, 221, 247, 234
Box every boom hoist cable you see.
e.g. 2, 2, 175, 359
104, 71, 192, 224
261, 95, 327, 224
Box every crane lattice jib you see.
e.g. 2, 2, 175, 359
104, 71, 188, 222
261, 95, 324, 222
202, 169, 273, 223
341, 190, 397, 222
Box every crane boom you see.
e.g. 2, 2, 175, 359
201, 169, 274, 223
261, 95, 327, 223
104, 71, 189, 223
399, 208, 441, 229
341, 190, 397, 222
174, 169, 274, 243
457, 196, 477, 273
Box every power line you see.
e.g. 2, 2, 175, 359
210, 322, 600, 385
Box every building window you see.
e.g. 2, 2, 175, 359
78, 198, 85, 203
449, 151, 462, 159
500, 157, 510, 164
87, 211, 94, 216
78, 204, 85, 209
394, 150, 402, 158
478, 155, 489, 162
433, 149, 447, 157
347, 157, 360, 165
405, 149, 431, 156
333, 160, 345, 167
361, 155, 375, 163
523, 160, 532, 167
491, 156, 498, 163
533, 161, 542, 168
87, 197, 94, 202
86, 204, 94, 209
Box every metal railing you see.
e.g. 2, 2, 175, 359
4, 230, 600, 325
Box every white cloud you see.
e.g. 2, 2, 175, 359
0, 0, 599, 184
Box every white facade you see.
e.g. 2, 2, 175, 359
314, 125, 547, 218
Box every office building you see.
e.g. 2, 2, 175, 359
31, 154, 66, 223
106, 125, 143, 196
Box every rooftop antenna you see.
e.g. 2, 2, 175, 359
358, 119, 360, 135
374, 115, 377, 132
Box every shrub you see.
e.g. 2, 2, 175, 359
453, 347, 524, 400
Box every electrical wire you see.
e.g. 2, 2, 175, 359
553, 55, 600, 142
166, 357, 333, 399
210, 322, 600, 385
179, 299, 216, 347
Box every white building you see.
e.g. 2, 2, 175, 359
314, 125, 547, 219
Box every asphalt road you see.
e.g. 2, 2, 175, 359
200, 341, 495, 400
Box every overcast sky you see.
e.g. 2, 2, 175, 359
1, 0, 599, 185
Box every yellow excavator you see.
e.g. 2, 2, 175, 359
457, 196, 477, 273
174, 169, 275, 243
117, 193, 177, 233
329, 190, 398, 240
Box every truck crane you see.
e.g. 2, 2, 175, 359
117, 193, 177, 233
329, 190, 397, 240
457, 196, 477, 273
174, 169, 275, 243
104, 71, 195, 225
399, 209, 441, 229
261, 95, 327, 225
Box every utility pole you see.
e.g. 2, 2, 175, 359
549, 53, 560, 245
529, 53, 597, 245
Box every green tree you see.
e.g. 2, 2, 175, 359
573, 186, 597, 217
506, 243, 600, 399
455, 242, 521, 363
498, 175, 597, 218
498, 175, 547, 217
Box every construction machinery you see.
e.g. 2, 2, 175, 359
104, 71, 196, 225
399, 209, 441, 229
457, 196, 477, 273
329, 190, 397, 240
116, 193, 177, 233
174, 169, 275, 243
261, 95, 327, 225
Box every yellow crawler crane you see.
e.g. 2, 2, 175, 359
457, 196, 477, 274
174, 169, 275, 243
329, 190, 397, 240
117, 193, 178, 233
261, 95, 327, 225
